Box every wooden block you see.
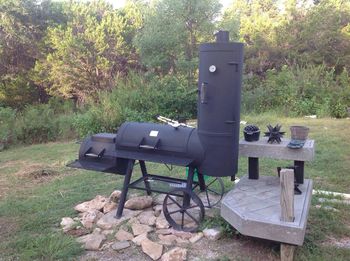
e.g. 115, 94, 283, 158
280, 169, 295, 222
281, 243, 295, 261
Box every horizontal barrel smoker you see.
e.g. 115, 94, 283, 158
68, 31, 244, 232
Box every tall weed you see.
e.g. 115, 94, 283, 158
0, 107, 16, 148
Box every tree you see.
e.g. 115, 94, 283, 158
221, 0, 283, 74
278, 0, 350, 72
0, 0, 66, 107
134, 0, 221, 84
34, 0, 140, 103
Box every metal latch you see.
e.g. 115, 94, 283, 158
228, 61, 239, 72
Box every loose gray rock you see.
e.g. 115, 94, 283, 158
156, 212, 170, 229
74, 195, 108, 212
109, 190, 122, 203
96, 209, 141, 230
138, 210, 157, 226
158, 234, 177, 245
141, 238, 163, 260
161, 247, 187, 261
111, 241, 130, 251
132, 232, 148, 246
203, 227, 222, 240
77, 230, 106, 251
156, 228, 174, 235
102, 229, 114, 236
125, 196, 153, 210
115, 228, 134, 241
60, 217, 76, 232
153, 194, 166, 205
153, 205, 163, 217
132, 223, 153, 236
172, 230, 193, 240
189, 232, 203, 243
80, 210, 103, 229
103, 201, 117, 214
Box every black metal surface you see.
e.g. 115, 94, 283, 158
128, 174, 195, 196
163, 188, 205, 232
116, 159, 135, 218
294, 160, 304, 184
248, 157, 259, 179
197, 35, 243, 177
192, 176, 225, 208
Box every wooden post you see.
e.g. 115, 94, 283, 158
281, 244, 295, 261
280, 168, 295, 222
280, 168, 296, 261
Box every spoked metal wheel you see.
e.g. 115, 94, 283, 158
192, 177, 225, 208
163, 188, 205, 232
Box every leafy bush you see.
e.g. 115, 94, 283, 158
16, 104, 58, 143
242, 65, 350, 118
0, 107, 16, 148
15, 102, 76, 144
74, 73, 197, 138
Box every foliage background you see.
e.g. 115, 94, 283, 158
0, 0, 350, 146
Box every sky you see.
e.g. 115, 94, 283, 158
108, 0, 233, 9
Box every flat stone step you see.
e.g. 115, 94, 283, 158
220, 175, 313, 245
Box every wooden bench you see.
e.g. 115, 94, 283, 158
239, 137, 315, 183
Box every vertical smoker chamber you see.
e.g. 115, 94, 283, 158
196, 34, 244, 177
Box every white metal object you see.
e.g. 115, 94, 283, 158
209, 65, 216, 72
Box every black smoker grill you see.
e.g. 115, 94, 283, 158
68, 31, 244, 232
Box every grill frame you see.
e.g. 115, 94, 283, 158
67, 31, 243, 231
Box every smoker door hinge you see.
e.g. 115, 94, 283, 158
228, 61, 239, 72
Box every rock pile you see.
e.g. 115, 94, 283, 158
60, 191, 222, 260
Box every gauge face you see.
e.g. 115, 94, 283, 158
209, 65, 216, 73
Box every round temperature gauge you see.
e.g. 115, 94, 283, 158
209, 65, 216, 73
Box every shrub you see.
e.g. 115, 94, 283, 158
242, 64, 350, 117
73, 73, 197, 138
0, 107, 17, 148
16, 104, 59, 144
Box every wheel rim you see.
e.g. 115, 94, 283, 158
163, 188, 205, 232
193, 177, 225, 208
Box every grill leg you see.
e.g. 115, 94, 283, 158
294, 161, 304, 184
139, 160, 151, 195
184, 167, 195, 208
197, 172, 206, 192
116, 159, 135, 219
248, 157, 259, 179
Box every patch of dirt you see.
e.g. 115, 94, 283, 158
79, 234, 280, 261
188, 236, 280, 261
15, 163, 59, 181
0, 161, 64, 199
0, 217, 19, 242
0, 160, 25, 170
323, 236, 350, 249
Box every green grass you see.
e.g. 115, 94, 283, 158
0, 114, 349, 260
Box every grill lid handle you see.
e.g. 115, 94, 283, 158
139, 137, 160, 150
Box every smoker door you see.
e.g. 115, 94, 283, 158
197, 42, 244, 177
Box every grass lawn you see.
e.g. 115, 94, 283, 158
0, 114, 349, 260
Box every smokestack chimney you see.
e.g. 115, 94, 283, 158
215, 30, 230, 43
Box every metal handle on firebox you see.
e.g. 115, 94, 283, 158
200, 82, 208, 104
